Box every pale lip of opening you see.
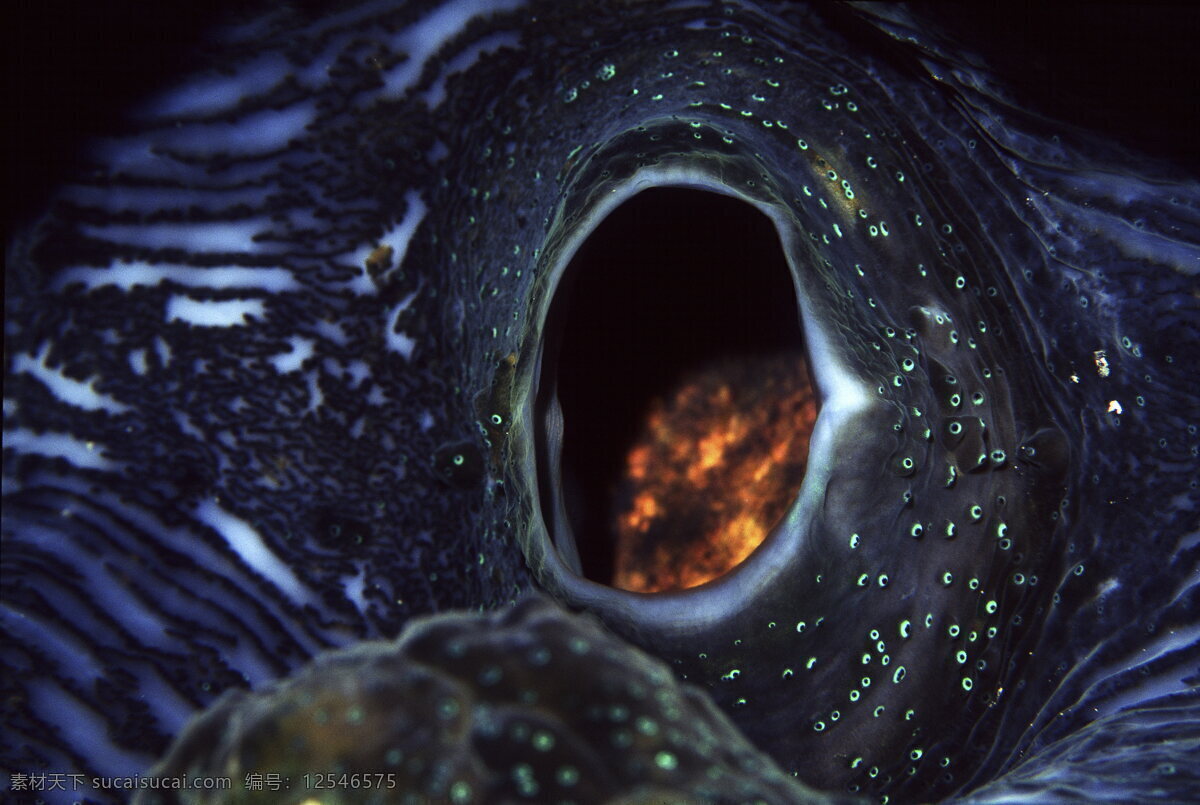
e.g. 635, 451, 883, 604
522, 175, 875, 629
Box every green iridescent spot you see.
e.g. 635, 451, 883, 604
512, 763, 536, 792
450, 781, 472, 804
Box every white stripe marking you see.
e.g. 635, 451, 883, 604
195, 499, 314, 606
166, 296, 266, 327
421, 31, 521, 107
149, 54, 292, 117
385, 288, 420, 359
269, 336, 316, 373
381, 0, 526, 97
3, 429, 117, 470
58, 261, 300, 293
12, 344, 130, 415
82, 220, 269, 253
345, 191, 427, 294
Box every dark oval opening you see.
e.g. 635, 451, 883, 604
538, 187, 815, 592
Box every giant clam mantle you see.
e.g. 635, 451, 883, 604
4, 2, 1199, 804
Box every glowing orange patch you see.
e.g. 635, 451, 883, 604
612, 352, 818, 592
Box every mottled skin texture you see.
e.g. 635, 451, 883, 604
3, 2, 1198, 804
521, 126, 1075, 798
134, 597, 851, 805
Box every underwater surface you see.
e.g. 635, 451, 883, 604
4, 1, 1199, 803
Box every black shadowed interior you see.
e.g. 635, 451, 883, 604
539, 187, 808, 585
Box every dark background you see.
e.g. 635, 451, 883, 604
5, 2, 1199, 241
916, 2, 1200, 166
